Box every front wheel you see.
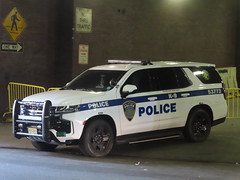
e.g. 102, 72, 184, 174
79, 119, 114, 157
31, 141, 58, 151
184, 108, 212, 142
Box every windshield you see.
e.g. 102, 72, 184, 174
64, 70, 126, 92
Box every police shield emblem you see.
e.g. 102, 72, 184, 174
122, 101, 136, 121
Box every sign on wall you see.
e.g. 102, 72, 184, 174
76, 8, 92, 33
1, 42, 23, 53
2, 7, 27, 41
79, 44, 89, 64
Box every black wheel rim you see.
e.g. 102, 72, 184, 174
192, 114, 209, 137
89, 126, 111, 153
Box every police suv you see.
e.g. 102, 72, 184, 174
13, 60, 227, 157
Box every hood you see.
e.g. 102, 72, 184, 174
23, 89, 105, 106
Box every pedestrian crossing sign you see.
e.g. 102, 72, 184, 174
2, 7, 27, 41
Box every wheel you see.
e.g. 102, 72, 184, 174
31, 141, 58, 151
79, 119, 114, 157
184, 108, 211, 142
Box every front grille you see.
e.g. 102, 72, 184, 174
13, 100, 52, 142
20, 101, 44, 116
13, 100, 72, 143
18, 101, 45, 121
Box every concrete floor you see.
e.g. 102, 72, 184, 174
0, 119, 239, 164
1, 148, 240, 180
0, 119, 240, 180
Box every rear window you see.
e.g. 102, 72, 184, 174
189, 67, 222, 84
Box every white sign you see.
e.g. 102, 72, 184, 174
78, 44, 89, 64
76, 8, 92, 33
1, 42, 23, 52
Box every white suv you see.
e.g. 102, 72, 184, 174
13, 60, 227, 157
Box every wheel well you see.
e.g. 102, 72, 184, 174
83, 115, 117, 137
187, 104, 213, 125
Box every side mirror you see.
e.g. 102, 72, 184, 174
121, 84, 137, 98
109, 79, 117, 87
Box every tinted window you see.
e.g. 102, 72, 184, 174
189, 67, 222, 84
124, 69, 151, 93
175, 68, 192, 88
123, 68, 191, 93
149, 68, 191, 91
149, 68, 178, 91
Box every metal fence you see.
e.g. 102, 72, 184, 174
3, 82, 60, 119
226, 88, 240, 119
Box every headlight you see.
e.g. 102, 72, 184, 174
54, 105, 80, 114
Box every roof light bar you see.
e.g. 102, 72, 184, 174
108, 60, 142, 64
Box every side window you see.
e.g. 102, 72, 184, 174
189, 67, 222, 84
123, 67, 192, 94
124, 69, 151, 93
175, 68, 192, 88
149, 68, 179, 91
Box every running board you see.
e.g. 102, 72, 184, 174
129, 135, 181, 144
116, 128, 183, 144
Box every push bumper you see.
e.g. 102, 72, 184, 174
12, 100, 53, 142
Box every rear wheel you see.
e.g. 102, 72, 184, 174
184, 108, 211, 142
79, 119, 114, 157
31, 141, 58, 151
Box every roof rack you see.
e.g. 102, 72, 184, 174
108, 60, 152, 65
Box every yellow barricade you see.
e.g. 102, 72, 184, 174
47, 87, 60, 91
3, 82, 46, 119
226, 88, 240, 119
3, 82, 61, 121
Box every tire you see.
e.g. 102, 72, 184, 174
31, 141, 58, 151
184, 108, 211, 142
79, 119, 114, 157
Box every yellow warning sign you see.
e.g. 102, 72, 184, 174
2, 7, 27, 41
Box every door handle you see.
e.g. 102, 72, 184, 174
181, 93, 190, 97
148, 97, 158, 101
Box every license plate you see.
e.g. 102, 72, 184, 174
28, 127, 37, 134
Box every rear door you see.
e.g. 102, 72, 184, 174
149, 67, 192, 129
